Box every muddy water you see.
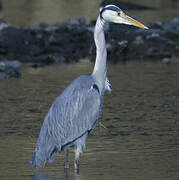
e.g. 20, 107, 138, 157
2, 0, 179, 27
0, 59, 179, 180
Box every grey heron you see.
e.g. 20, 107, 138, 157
30, 4, 148, 170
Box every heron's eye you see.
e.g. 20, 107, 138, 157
117, 11, 121, 16
118, 11, 124, 17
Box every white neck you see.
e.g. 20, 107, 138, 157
92, 15, 107, 93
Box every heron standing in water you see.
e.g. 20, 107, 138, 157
30, 4, 148, 170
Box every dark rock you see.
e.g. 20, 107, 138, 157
162, 58, 171, 64
176, 45, 179, 50
0, 20, 9, 31
146, 32, 160, 40
0, 27, 43, 61
175, 45, 179, 55
31, 63, 44, 68
132, 36, 144, 46
148, 21, 163, 30
163, 16, 179, 40
0, 60, 21, 78
0, 19, 92, 63
0, 16, 178, 64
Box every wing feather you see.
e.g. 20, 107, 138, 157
43, 75, 100, 149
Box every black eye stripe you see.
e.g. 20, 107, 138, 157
100, 5, 122, 19
92, 84, 100, 93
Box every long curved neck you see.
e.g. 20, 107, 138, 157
92, 15, 107, 93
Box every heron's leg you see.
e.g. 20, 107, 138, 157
64, 150, 69, 168
74, 148, 80, 172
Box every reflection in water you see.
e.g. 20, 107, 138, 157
31, 168, 85, 180
31, 171, 83, 180
31, 173, 62, 180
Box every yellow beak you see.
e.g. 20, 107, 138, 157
124, 15, 148, 29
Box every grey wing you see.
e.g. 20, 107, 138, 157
49, 75, 101, 147
31, 75, 101, 167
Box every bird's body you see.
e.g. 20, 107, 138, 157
30, 75, 103, 168
30, 4, 148, 170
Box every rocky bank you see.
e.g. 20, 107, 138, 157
0, 16, 178, 77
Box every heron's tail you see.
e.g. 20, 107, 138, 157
29, 113, 61, 168
30, 152, 40, 168
29, 133, 59, 168
30, 145, 59, 168
30, 151, 45, 168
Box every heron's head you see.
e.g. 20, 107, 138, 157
100, 4, 148, 29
